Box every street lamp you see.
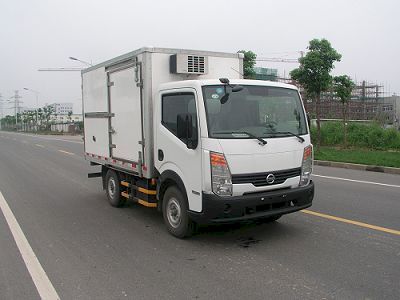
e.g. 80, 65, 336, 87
23, 87, 39, 131
69, 56, 93, 67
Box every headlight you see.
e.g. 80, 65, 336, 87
210, 152, 232, 196
299, 145, 313, 186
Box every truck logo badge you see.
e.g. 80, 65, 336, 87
266, 174, 275, 184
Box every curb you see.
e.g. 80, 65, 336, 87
314, 160, 400, 175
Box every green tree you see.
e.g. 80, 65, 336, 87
42, 105, 54, 131
37, 108, 44, 129
25, 110, 36, 131
238, 50, 257, 79
290, 39, 342, 148
333, 75, 355, 148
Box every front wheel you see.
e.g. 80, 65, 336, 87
162, 186, 195, 238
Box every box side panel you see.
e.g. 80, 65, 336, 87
84, 119, 110, 157
82, 67, 110, 157
109, 66, 143, 163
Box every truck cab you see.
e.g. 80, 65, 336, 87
154, 79, 314, 237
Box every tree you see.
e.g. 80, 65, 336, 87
42, 105, 54, 131
37, 108, 44, 129
68, 111, 73, 123
290, 39, 342, 148
238, 50, 257, 79
1, 115, 16, 130
333, 75, 355, 148
25, 110, 36, 131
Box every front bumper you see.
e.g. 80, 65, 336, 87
189, 181, 314, 224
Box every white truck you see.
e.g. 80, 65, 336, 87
82, 47, 314, 238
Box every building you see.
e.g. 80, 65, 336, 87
299, 81, 397, 125
386, 94, 400, 128
50, 113, 82, 123
50, 103, 73, 115
254, 67, 278, 81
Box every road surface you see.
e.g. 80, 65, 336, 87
0, 131, 399, 299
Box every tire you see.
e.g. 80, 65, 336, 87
162, 186, 195, 238
105, 169, 126, 207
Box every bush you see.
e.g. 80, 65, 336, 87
320, 122, 343, 145
311, 121, 400, 150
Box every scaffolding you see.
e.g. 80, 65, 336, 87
293, 80, 395, 124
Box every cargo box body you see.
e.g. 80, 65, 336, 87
82, 47, 243, 178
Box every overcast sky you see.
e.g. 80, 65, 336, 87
1, 0, 399, 114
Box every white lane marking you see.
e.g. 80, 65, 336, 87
35, 144, 45, 148
313, 174, 400, 189
28, 134, 83, 144
0, 191, 60, 300
58, 150, 75, 155
32, 136, 83, 144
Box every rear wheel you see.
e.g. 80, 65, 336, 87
162, 186, 195, 238
105, 169, 126, 207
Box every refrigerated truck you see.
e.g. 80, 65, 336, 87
82, 47, 314, 238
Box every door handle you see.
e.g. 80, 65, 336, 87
158, 149, 164, 161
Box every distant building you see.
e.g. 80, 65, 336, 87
50, 114, 82, 123
387, 94, 400, 128
50, 103, 73, 115
254, 67, 278, 81
297, 81, 397, 126
20, 107, 36, 113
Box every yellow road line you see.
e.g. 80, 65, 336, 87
302, 209, 400, 236
35, 144, 45, 148
58, 150, 75, 155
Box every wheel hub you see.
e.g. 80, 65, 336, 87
167, 198, 181, 228
108, 178, 116, 198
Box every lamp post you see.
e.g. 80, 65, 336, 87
69, 56, 93, 67
23, 87, 39, 131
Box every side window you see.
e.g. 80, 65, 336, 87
162, 93, 197, 140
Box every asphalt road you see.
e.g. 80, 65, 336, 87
0, 131, 399, 299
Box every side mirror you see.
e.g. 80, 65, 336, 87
177, 113, 198, 149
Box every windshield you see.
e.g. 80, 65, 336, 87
202, 85, 308, 139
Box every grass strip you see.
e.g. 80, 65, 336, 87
315, 147, 400, 168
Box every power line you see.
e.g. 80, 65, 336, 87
38, 67, 83, 72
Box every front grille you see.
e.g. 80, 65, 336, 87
232, 168, 301, 187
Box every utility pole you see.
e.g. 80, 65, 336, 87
23, 88, 40, 131
9, 90, 23, 128
0, 93, 3, 130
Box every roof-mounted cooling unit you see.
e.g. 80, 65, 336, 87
170, 54, 208, 75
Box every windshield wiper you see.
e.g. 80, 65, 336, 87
214, 131, 267, 146
265, 131, 305, 143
